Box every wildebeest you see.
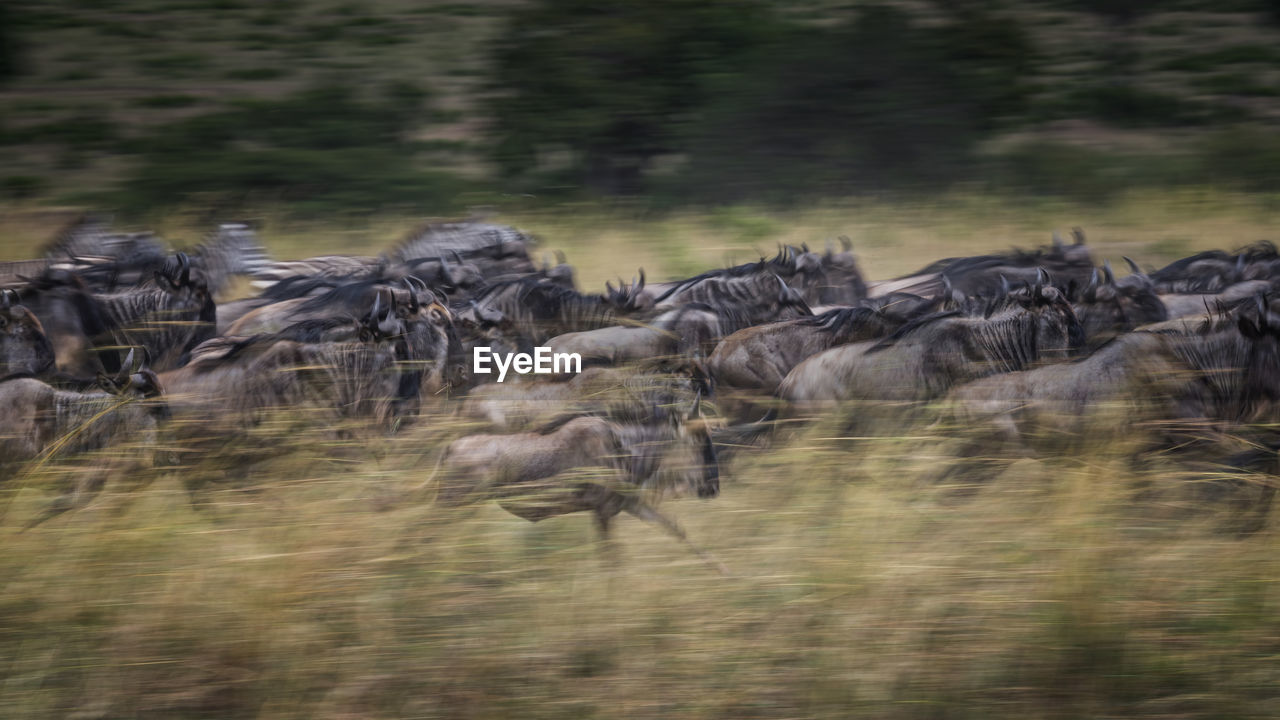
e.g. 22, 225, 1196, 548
1158, 279, 1275, 320
423, 395, 725, 571
652, 246, 824, 311
1070, 259, 1168, 347
11, 268, 120, 375
92, 253, 216, 371
812, 237, 869, 305
779, 281, 1084, 412
0, 350, 170, 528
163, 290, 421, 437
869, 229, 1095, 299
1148, 241, 1280, 294
468, 275, 650, 350
944, 298, 1280, 455
546, 275, 813, 366
1, 290, 55, 377
707, 293, 931, 399
459, 365, 703, 431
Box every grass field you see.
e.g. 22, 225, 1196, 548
4, 193, 1280, 718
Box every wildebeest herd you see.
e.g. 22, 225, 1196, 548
3, 215, 1280, 555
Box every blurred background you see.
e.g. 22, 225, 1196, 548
5, 2, 1280, 719
2, 0, 1280, 218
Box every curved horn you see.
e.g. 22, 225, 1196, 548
636, 268, 645, 292
116, 348, 136, 385
1102, 260, 1115, 285
1071, 227, 1086, 245
368, 290, 381, 323
687, 388, 703, 420
402, 279, 420, 312
1123, 256, 1144, 278
801, 242, 810, 254
1000, 274, 1011, 297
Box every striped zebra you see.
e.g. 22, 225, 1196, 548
392, 220, 533, 262
187, 223, 272, 297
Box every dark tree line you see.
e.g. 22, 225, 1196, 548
486, 1, 1038, 200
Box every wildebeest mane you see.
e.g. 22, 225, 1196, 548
867, 309, 964, 353
653, 249, 800, 304
296, 279, 388, 315
802, 307, 881, 334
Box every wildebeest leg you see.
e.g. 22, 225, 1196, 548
622, 499, 731, 576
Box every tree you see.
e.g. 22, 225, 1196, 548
486, 0, 773, 194
0, 5, 22, 84
675, 6, 987, 201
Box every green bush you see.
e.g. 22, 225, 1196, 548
1198, 127, 1280, 191
223, 67, 290, 80
1159, 45, 1278, 72
675, 6, 991, 201
1064, 83, 1241, 127
119, 81, 463, 213
133, 94, 201, 108
24, 114, 118, 149
2, 174, 47, 199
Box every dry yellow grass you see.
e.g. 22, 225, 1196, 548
3, 193, 1280, 718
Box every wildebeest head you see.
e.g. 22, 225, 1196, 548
775, 274, 814, 317
95, 348, 169, 420
635, 391, 720, 500
396, 276, 459, 397
0, 289, 55, 376
1236, 296, 1280, 409
542, 250, 577, 290
817, 236, 868, 304
972, 271, 1085, 362
605, 270, 653, 312
359, 289, 407, 342
1073, 259, 1168, 344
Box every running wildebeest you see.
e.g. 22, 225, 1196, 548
11, 268, 120, 376
943, 297, 1280, 465
0, 290, 56, 377
779, 279, 1084, 415
1070, 259, 1168, 348
1, 350, 170, 528
91, 252, 216, 371
547, 275, 813, 366
460, 365, 704, 431
868, 229, 1095, 299
707, 293, 932, 399
422, 394, 726, 572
